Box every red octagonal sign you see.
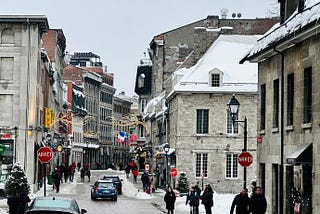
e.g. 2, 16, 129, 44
37, 147, 53, 163
170, 168, 178, 177
238, 152, 253, 167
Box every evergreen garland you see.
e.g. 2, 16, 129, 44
176, 172, 189, 193
5, 162, 30, 196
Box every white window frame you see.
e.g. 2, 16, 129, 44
195, 153, 208, 178
209, 68, 223, 87
225, 153, 238, 179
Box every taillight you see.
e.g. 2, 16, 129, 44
114, 188, 117, 192
95, 187, 99, 192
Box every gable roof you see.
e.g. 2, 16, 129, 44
168, 35, 260, 98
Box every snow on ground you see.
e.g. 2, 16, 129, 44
0, 169, 237, 214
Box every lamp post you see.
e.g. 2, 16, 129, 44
227, 94, 248, 189
163, 143, 170, 188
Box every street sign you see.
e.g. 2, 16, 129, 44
238, 152, 253, 167
37, 147, 53, 163
145, 164, 150, 171
170, 168, 178, 177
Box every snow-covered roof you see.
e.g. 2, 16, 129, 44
169, 35, 260, 97
245, 0, 320, 59
143, 92, 167, 118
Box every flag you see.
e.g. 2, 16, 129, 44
131, 133, 137, 142
117, 131, 128, 144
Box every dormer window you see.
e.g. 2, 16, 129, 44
209, 68, 223, 87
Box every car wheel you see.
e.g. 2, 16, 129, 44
91, 195, 96, 200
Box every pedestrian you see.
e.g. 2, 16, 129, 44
132, 168, 138, 183
195, 181, 201, 195
250, 186, 267, 214
125, 164, 130, 178
77, 162, 81, 172
53, 167, 62, 193
141, 171, 148, 192
7, 191, 19, 214
86, 168, 91, 182
230, 188, 250, 214
69, 164, 75, 182
80, 167, 86, 182
194, 181, 201, 214
164, 186, 176, 214
18, 189, 31, 214
63, 165, 70, 183
186, 186, 200, 214
201, 184, 214, 214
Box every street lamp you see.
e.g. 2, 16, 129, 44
227, 94, 248, 189
163, 143, 170, 188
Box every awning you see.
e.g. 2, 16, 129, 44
287, 143, 312, 165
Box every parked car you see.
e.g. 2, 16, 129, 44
91, 180, 118, 201
101, 175, 123, 194
25, 196, 87, 214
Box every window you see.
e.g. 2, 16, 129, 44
287, 73, 294, 126
139, 125, 145, 138
226, 153, 238, 178
211, 73, 220, 87
227, 111, 238, 134
273, 79, 279, 128
138, 73, 145, 88
209, 68, 223, 87
303, 67, 312, 123
196, 109, 209, 134
140, 99, 148, 113
260, 84, 266, 130
196, 153, 208, 177
0, 57, 14, 80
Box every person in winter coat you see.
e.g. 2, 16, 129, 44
186, 186, 200, 214
7, 191, 19, 214
201, 184, 214, 214
80, 167, 86, 182
164, 186, 176, 214
53, 168, 62, 193
250, 186, 267, 214
18, 190, 31, 214
125, 165, 131, 178
132, 168, 138, 183
230, 188, 250, 214
86, 168, 91, 182
141, 171, 148, 192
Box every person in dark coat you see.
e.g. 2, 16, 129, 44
201, 184, 214, 214
250, 186, 267, 214
125, 165, 130, 178
53, 167, 62, 193
141, 171, 148, 192
86, 168, 91, 182
7, 191, 19, 214
230, 188, 250, 214
18, 190, 31, 214
80, 167, 86, 182
186, 186, 200, 214
164, 186, 176, 214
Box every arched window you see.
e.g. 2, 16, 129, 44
1, 28, 14, 44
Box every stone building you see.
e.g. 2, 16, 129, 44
136, 15, 278, 191
0, 15, 49, 192
241, 0, 320, 213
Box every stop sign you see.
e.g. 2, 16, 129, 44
170, 168, 178, 177
238, 152, 253, 167
37, 147, 53, 163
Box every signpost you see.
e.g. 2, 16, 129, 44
238, 151, 253, 167
37, 147, 53, 196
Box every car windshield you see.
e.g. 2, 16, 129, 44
34, 199, 71, 208
98, 183, 114, 188
103, 176, 119, 182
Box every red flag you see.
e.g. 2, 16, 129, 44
131, 133, 137, 142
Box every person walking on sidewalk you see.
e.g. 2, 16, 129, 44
201, 184, 214, 214
230, 188, 250, 214
164, 186, 176, 214
141, 171, 148, 192
132, 168, 138, 183
250, 186, 267, 214
186, 186, 200, 214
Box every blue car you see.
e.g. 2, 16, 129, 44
91, 180, 118, 201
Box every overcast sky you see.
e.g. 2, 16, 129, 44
0, 0, 278, 96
